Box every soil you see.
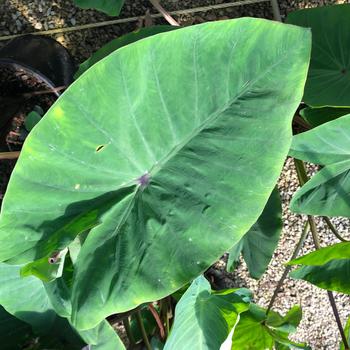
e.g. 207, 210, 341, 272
0, 62, 57, 203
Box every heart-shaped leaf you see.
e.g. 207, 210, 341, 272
0, 20, 310, 329
287, 4, 350, 107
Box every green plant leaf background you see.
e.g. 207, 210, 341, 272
287, 4, 350, 107
73, 0, 124, 16
227, 187, 282, 278
0, 19, 310, 329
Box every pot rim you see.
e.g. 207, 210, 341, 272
0, 58, 60, 97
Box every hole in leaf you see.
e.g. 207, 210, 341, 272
341, 68, 347, 75
96, 145, 105, 152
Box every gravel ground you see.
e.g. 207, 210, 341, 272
228, 158, 350, 349
1, 0, 350, 349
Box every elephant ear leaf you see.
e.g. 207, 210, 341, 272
227, 187, 283, 279
0, 19, 310, 330
73, 0, 125, 16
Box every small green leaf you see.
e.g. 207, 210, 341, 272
227, 187, 282, 278
290, 259, 350, 294
75, 26, 178, 79
287, 4, 350, 107
300, 106, 350, 128
164, 276, 251, 350
288, 242, 350, 266
231, 304, 308, 350
25, 110, 42, 132
73, 0, 125, 16
288, 243, 350, 294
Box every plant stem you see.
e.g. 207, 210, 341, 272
165, 297, 172, 335
327, 291, 350, 350
148, 0, 180, 26
122, 316, 136, 346
323, 216, 349, 242
294, 159, 349, 350
160, 297, 171, 337
266, 220, 309, 315
148, 303, 165, 339
136, 309, 152, 350
0, 151, 20, 160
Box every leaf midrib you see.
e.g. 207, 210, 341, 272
149, 50, 291, 178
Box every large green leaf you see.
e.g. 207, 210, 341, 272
164, 276, 251, 350
73, 0, 124, 16
290, 114, 350, 216
287, 4, 350, 107
75, 26, 178, 79
300, 106, 350, 128
227, 187, 282, 278
288, 242, 350, 294
231, 304, 309, 350
0, 19, 310, 329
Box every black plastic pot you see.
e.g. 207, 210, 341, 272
0, 34, 76, 87
0, 35, 76, 203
